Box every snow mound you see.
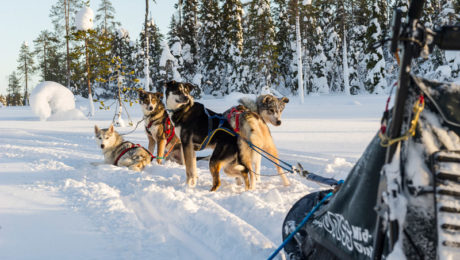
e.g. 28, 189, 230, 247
75, 7, 94, 31
30, 81, 86, 121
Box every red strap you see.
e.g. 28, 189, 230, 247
113, 144, 141, 166
164, 117, 175, 145
227, 107, 242, 133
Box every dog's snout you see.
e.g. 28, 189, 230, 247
148, 105, 154, 111
101, 144, 105, 149
276, 120, 281, 126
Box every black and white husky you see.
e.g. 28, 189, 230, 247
165, 81, 252, 191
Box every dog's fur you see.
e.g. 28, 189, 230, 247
238, 94, 289, 126
224, 105, 290, 188
165, 81, 252, 191
94, 124, 152, 171
138, 89, 182, 164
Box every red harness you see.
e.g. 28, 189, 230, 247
114, 143, 154, 166
146, 117, 175, 145
227, 107, 243, 133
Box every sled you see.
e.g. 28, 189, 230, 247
280, 1, 460, 259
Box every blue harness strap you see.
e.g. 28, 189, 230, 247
198, 107, 235, 151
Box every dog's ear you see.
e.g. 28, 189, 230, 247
262, 95, 271, 104
155, 92, 164, 100
138, 88, 146, 99
108, 124, 114, 134
94, 125, 100, 135
165, 80, 176, 88
280, 97, 289, 104
184, 83, 195, 93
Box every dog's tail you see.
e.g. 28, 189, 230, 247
238, 97, 257, 112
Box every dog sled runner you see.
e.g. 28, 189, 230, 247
276, 1, 460, 259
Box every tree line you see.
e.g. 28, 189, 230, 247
4, 0, 459, 107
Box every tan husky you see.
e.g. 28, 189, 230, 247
94, 124, 153, 171
224, 103, 290, 189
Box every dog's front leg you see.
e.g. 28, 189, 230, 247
147, 134, 156, 154
182, 140, 197, 187
156, 138, 166, 164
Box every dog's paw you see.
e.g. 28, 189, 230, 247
186, 177, 197, 188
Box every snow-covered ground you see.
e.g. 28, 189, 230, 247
0, 93, 387, 259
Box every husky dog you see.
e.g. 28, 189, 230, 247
238, 94, 289, 126
94, 124, 153, 171
224, 105, 290, 188
138, 89, 182, 164
165, 80, 252, 191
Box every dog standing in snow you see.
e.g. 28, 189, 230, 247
94, 124, 153, 171
224, 104, 290, 189
165, 81, 252, 191
138, 89, 182, 165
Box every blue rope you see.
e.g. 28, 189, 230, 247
267, 192, 334, 260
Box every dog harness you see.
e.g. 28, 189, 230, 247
226, 107, 243, 133
113, 143, 154, 166
198, 107, 236, 151
146, 117, 175, 146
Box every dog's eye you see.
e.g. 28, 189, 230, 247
269, 109, 275, 114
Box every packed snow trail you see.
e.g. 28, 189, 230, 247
0, 94, 385, 259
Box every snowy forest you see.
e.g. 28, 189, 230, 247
3, 0, 460, 107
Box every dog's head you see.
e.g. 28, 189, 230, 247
138, 89, 164, 114
94, 124, 117, 150
258, 95, 289, 126
164, 81, 195, 111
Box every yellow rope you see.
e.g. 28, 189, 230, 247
198, 128, 236, 150
379, 97, 425, 147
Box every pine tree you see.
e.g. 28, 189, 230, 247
243, 0, 278, 93
139, 19, 164, 91
179, 0, 199, 82
49, 0, 84, 88
197, 0, 222, 94
273, 0, 296, 93
7, 71, 23, 106
363, 0, 388, 94
33, 30, 62, 82
95, 0, 120, 33
17, 42, 35, 105
221, 0, 245, 94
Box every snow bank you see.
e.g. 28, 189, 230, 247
30, 81, 86, 121
75, 7, 94, 31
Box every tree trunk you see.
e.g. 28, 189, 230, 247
342, 25, 350, 95
24, 60, 28, 106
85, 36, 95, 117
44, 42, 47, 80
65, 0, 71, 89
144, 0, 150, 91
295, 1, 304, 104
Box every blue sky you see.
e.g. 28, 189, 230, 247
0, 0, 175, 95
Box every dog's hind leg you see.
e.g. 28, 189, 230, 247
156, 138, 166, 164
182, 141, 197, 187
209, 160, 222, 192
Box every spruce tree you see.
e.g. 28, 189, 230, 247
49, 0, 84, 88
363, 0, 388, 94
17, 42, 35, 105
243, 0, 278, 93
95, 0, 120, 33
179, 0, 199, 82
139, 19, 164, 91
7, 71, 23, 106
197, 0, 222, 94
33, 30, 62, 82
221, 0, 244, 94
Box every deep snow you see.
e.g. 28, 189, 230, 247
0, 93, 386, 259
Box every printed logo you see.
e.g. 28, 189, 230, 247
312, 211, 373, 257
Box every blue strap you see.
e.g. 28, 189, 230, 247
267, 192, 334, 260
